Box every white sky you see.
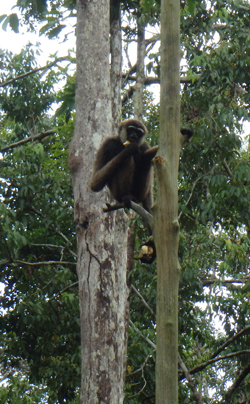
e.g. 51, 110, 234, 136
0, 0, 75, 60
0, 1, 249, 133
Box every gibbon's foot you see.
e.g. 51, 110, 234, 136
139, 238, 156, 264
103, 202, 125, 212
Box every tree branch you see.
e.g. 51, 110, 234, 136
201, 276, 247, 287
104, 201, 153, 233
239, 5, 250, 12
223, 159, 233, 179
129, 319, 156, 350
179, 165, 218, 221
14, 259, 76, 267
225, 362, 250, 403
29, 207, 74, 246
178, 174, 206, 220
0, 130, 56, 153
131, 285, 156, 319
31, 243, 77, 258
48, 281, 79, 302
179, 350, 250, 380
178, 355, 203, 404
0, 56, 69, 88
210, 325, 250, 360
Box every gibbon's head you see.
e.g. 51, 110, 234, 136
119, 119, 148, 145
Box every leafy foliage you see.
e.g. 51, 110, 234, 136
1, 0, 250, 403
0, 47, 79, 403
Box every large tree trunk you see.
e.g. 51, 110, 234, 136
110, 0, 122, 127
69, 1, 129, 402
154, 0, 181, 403
134, 20, 145, 121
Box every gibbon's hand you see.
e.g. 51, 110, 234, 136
124, 141, 139, 156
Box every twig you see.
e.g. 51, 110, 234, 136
48, 281, 79, 302
131, 285, 156, 319
128, 353, 154, 377
201, 277, 247, 287
223, 159, 233, 179
178, 174, 207, 220
31, 243, 77, 258
29, 207, 74, 246
122, 84, 136, 103
14, 259, 76, 267
179, 166, 217, 221
129, 319, 156, 350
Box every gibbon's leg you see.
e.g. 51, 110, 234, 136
144, 146, 159, 160
90, 142, 139, 192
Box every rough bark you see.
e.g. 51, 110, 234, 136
134, 22, 145, 120
110, 0, 122, 128
154, 0, 181, 403
69, 1, 129, 402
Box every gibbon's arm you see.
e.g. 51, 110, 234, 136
90, 142, 138, 192
144, 145, 159, 160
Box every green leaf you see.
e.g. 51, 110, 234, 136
141, 0, 154, 12
0, 14, 7, 24
187, 0, 197, 15
3, 13, 20, 33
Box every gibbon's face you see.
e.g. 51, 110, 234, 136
119, 119, 147, 144
126, 125, 145, 144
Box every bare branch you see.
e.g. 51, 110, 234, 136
223, 159, 233, 179
239, 5, 250, 12
14, 259, 76, 267
178, 174, 207, 220
179, 350, 250, 380
0, 130, 56, 153
179, 167, 217, 221
131, 285, 156, 319
128, 353, 154, 377
225, 362, 250, 403
145, 34, 160, 48
104, 201, 153, 233
0, 56, 69, 88
211, 326, 250, 360
129, 319, 156, 350
201, 276, 246, 287
31, 243, 77, 258
0, 260, 10, 268
130, 201, 153, 231
0, 258, 76, 269
178, 355, 203, 404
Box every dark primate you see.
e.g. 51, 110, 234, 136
90, 119, 193, 264
90, 119, 158, 212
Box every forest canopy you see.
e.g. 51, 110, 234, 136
1, 0, 250, 403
